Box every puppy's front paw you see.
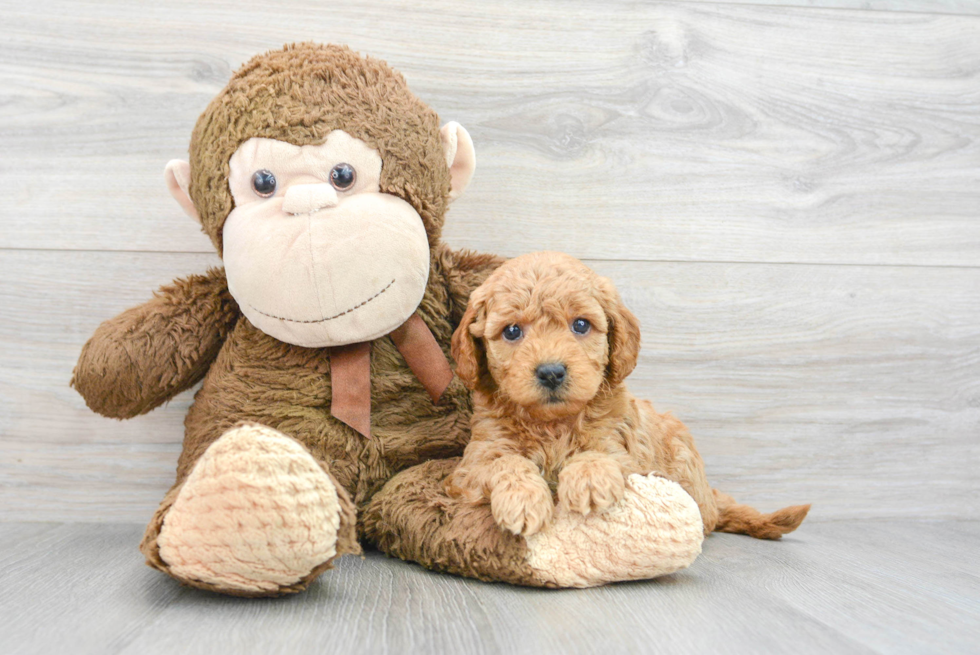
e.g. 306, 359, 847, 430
490, 477, 554, 536
558, 455, 626, 515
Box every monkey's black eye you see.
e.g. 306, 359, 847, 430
330, 163, 356, 190
502, 325, 523, 342
251, 170, 277, 197
571, 318, 591, 335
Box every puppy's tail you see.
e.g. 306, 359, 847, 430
712, 489, 810, 540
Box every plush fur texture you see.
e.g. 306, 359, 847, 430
72, 44, 505, 596
71, 270, 240, 419
360, 458, 537, 586
156, 424, 346, 595
446, 252, 811, 540
188, 44, 452, 254
524, 474, 704, 587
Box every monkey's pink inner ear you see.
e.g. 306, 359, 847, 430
164, 159, 201, 225
440, 122, 476, 202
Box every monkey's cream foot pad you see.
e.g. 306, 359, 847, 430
157, 424, 342, 594
525, 474, 704, 588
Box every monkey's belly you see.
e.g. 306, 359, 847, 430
174, 320, 470, 506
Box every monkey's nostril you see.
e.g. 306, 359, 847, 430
535, 363, 567, 391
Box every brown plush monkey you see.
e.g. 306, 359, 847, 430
73, 44, 704, 596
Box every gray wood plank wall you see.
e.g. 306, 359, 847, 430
1, 0, 978, 523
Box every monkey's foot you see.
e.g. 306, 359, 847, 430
525, 474, 704, 587
155, 424, 353, 596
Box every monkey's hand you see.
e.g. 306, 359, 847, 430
72, 267, 238, 419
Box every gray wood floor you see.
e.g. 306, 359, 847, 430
1, 520, 977, 655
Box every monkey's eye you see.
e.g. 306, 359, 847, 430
502, 324, 523, 342
330, 163, 356, 190
251, 170, 277, 197
571, 318, 591, 335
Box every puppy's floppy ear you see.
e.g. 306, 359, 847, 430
596, 277, 642, 386
451, 291, 496, 393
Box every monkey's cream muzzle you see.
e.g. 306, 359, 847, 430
222, 133, 431, 348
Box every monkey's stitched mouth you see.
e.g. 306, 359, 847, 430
250, 279, 396, 324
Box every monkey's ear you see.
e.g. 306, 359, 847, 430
440, 122, 476, 202
164, 160, 201, 225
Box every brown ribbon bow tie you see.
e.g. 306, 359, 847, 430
329, 313, 454, 438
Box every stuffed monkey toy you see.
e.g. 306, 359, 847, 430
73, 43, 704, 597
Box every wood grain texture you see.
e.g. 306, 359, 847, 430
682, 0, 980, 16
0, 0, 978, 265
2, 250, 977, 522
1, 521, 977, 654
1, 1, 978, 526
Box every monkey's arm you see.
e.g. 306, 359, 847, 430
435, 245, 506, 326
72, 267, 239, 419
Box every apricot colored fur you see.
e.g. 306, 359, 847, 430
447, 252, 810, 539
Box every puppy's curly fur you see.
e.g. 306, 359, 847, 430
447, 252, 810, 539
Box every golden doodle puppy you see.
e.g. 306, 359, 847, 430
447, 252, 810, 539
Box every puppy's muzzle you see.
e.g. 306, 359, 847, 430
535, 363, 567, 391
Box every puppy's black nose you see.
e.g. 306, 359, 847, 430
535, 363, 567, 391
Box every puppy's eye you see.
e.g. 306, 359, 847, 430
502, 324, 523, 342
571, 318, 591, 335
251, 169, 277, 197
330, 163, 356, 190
